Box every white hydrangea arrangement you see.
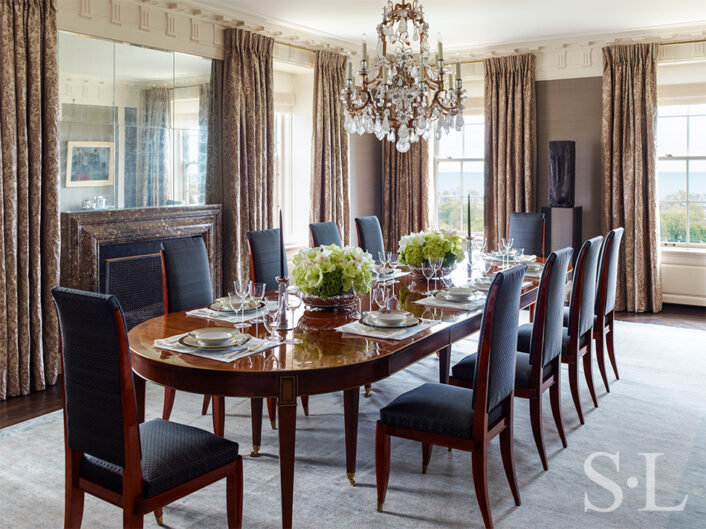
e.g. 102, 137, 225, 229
399, 229, 466, 268
292, 245, 375, 299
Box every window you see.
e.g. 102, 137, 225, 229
434, 115, 484, 234
657, 103, 706, 245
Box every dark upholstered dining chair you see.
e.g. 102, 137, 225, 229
524, 236, 603, 425
375, 265, 527, 529
592, 227, 624, 392
246, 228, 309, 426
246, 228, 286, 292
51, 287, 243, 529
160, 237, 217, 425
508, 212, 545, 258
450, 248, 573, 470
355, 216, 385, 260
309, 221, 343, 247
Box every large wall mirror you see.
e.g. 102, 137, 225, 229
58, 31, 213, 212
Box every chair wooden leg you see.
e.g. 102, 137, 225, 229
300, 395, 309, 416
583, 341, 598, 408
528, 303, 535, 322
594, 331, 610, 393
421, 442, 432, 474
568, 360, 584, 425
202, 395, 212, 415
529, 397, 548, 471
212, 396, 225, 436
161, 387, 176, 420
549, 372, 567, 448
471, 444, 493, 529
606, 315, 619, 380
267, 397, 277, 430
153, 507, 164, 526
364, 383, 372, 397
375, 423, 391, 513
122, 504, 143, 529
226, 460, 244, 529
64, 485, 84, 529
499, 418, 521, 506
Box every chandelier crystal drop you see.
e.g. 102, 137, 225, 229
341, 0, 466, 153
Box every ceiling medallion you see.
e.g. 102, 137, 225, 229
341, 0, 466, 153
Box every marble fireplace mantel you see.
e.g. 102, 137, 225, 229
60, 205, 222, 296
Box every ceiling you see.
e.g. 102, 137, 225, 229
195, 0, 706, 51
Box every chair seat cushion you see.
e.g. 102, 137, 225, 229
563, 306, 602, 330
452, 351, 553, 389
517, 322, 587, 355
80, 419, 240, 498
379, 383, 501, 439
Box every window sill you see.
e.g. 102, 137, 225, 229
661, 246, 706, 255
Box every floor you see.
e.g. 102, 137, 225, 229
0, 303, 703, 430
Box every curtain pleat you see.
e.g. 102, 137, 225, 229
217, 29, 275, 287
136, 87, 171, 207
0, 0, 60, 400
311, 51, 350, 244
382, 140, 431, 251
483, 54, 537, 251
601, 43, 662, 313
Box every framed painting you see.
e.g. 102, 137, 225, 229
66, 141, 114, 188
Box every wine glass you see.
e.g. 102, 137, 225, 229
387, 252, 400, 283
430, 257, 444, 291
232, 280, 251, 329
250, 282, 266, 322
374, 284, 390, 312
422, 260, 435, 296
262, 294, 281, 341
440, 273, 454, 290
500, 237, 514, 268
286, 292, 303, 344
378, 251, 389, 275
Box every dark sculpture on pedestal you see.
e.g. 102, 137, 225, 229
549, 141, 575, 207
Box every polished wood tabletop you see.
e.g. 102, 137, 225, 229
129, 263, 542, 529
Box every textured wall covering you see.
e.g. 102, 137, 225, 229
601, 43, 662, 313
382, 140, 431, 251
218, 29, 275, 286
0, 0, 61, 400
484, 54, 537, 251
310, 51, 350, 243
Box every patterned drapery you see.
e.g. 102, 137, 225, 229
382, 140, 431, 251
217, 29, 275, 286
483, 54, 537, 251
0, 0, 61, 400
311, 51, 350, 243
601, 43, 662, 313
136, 87, 171, 207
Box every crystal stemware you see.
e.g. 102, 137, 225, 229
387, 252, 400, 283
262, 294, 281, 341
249, 282, 266, 323
232, 280, 251, 329
422, 260, 435, 296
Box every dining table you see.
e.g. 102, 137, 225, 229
128, 260, 545, 528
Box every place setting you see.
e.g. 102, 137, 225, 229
154, 326, 282, 363
416, 284, 487, 311
337, 308, 437, 341
186, 281, 270, 325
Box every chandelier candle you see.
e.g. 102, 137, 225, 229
341, 0, 466, 152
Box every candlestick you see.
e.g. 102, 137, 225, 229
362, 35, 367, 62
276, 276, 292, 331
346, 60, 352, 80
437, 33, 443, 60
467, 193, 471, 238
279, 208, 285, 279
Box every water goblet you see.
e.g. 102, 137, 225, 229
285, 292, 303, 344
387, 252, 400, 283
422, 260, 435, 296
250, 282, 266, 322
232, 280, 251, 329
378, 251, 389, 274
374, 284, 390, 312
262, 294, 281, 341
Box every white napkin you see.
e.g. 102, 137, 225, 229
336, 319, 436, 341
186, 300, 277, 324
375, 270, 410, 280
415, 295, 486, 311
154, 333, 282, 363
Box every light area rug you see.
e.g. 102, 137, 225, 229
1, 319, 705, 529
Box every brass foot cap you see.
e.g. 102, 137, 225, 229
155, 514, 164, 526
250, 445, 260, 457
347, 472, 356, 486
377, 502, 383, 513
270, 419, 277, 430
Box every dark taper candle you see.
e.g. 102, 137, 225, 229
279, 208, 285, 278
467, 193, 471, 238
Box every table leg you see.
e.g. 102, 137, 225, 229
438, 345, 451, 384
212, 396, 225, 436
343, 387, 360, 486
133, 374, 145, 423
250, 398, 263, 457
278, 401, 297, 529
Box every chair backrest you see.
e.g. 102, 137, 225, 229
473, 264, 527, 413
595, 227, 624, 319
529, 247, 573, 368
568, 235, 603, 338
161, 237, 213, 313
354, 216, 385, 260
309, 221, 343, 247
247, 228, 287, 291
52, 287, 137, 469
508, 212, 545, 257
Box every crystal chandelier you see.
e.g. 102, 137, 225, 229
341, 0, 466, 153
